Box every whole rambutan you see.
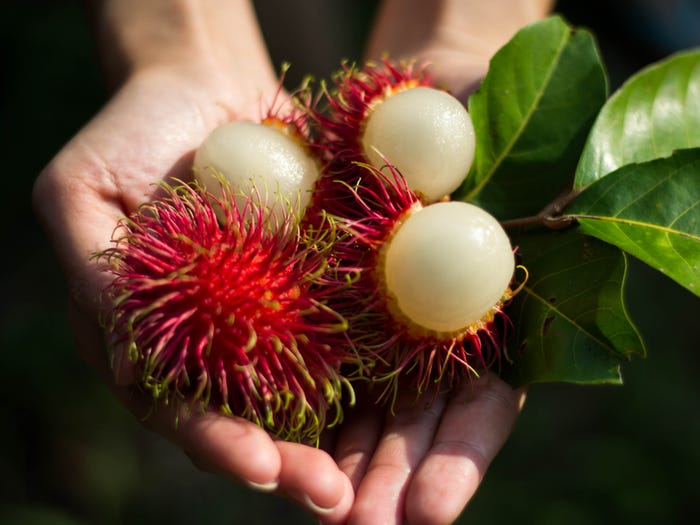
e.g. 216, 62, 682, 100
99, 181, 354, 443
310, 58, 475, 206
322, 164, 518, 404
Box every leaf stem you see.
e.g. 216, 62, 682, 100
500, 187, 583, 230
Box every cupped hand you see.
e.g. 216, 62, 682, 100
34, 63, 527, 525
34, 1, 547, 522
32, 64, 354, 523
323, 2, 550, 523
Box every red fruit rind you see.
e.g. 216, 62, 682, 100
100, 180, 354, 444
261, 64, 317, 152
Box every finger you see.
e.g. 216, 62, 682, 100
72, 299, 355, 523
76, 300, 352, 522
405, 373, 526, 525
69, 303, 283, 489
158, 407, 283, 490
333, 385, 384, 491
276, 441, 354, 524
34, 156, 123, 311
348, 387, 448, 525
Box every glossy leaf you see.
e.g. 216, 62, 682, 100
567, 148, 700, 296
575, 49, 700, 188
502, 229, 645, 386
453, 16, 607, 220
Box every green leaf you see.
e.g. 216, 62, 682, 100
575, 49, 700, 188
453, 15, 607, 220
567, 148, 700, 296
502, 229, 645, 386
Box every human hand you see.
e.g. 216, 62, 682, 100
33, 59, 524, 525
320, 1, 552, 523
34, 2, 545, 523
365, 0, 554, 101
32, 1, 355, 522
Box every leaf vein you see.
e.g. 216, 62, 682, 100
578, 215, 700, 241
465, 27, 572, 200
522, 285, 613, 353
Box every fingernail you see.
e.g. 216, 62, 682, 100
302, 494, 335, 517
246, 479, 279, 493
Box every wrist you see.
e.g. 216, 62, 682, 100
86, 0, 276, 93
366, 0, 554, 97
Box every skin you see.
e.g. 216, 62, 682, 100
33, 1, 550, 523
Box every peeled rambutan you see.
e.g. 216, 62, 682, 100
99, 181, 354, 443
310, 58, 475, 206
193, 120, 320, 224
322, 164, 518, 403
194, 73, 321, 225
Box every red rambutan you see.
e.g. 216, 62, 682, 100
100, 181, 354, 443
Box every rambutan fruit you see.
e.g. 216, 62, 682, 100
323, 164, 518, 403
311, 59, 475, 205
99, 181, 354, 444
193, 121, 320, 225
194, 76, 320, 224
383, 201, 515, 337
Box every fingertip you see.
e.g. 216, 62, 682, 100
276, 441, 353, 523
460, 372, 526, 421
317, 473, 353, 525
245, 478, 280, 493
174, 410, 283, 488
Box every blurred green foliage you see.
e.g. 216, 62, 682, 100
2, 1, 698, 524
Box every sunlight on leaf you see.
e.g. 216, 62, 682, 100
575, 49, 700, 187
568, 148, 700, 296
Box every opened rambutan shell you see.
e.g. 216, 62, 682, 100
100, 181, 354, 443
306, 59, 434, 219
311, 58, 434, 169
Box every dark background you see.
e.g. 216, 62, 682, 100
1, 1, 699, 523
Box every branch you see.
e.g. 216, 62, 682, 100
500, 187, 583, 231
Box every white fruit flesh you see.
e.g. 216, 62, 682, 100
361, 87, 475, 202
194, 121, 319, 220
383, 201, 514, 334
